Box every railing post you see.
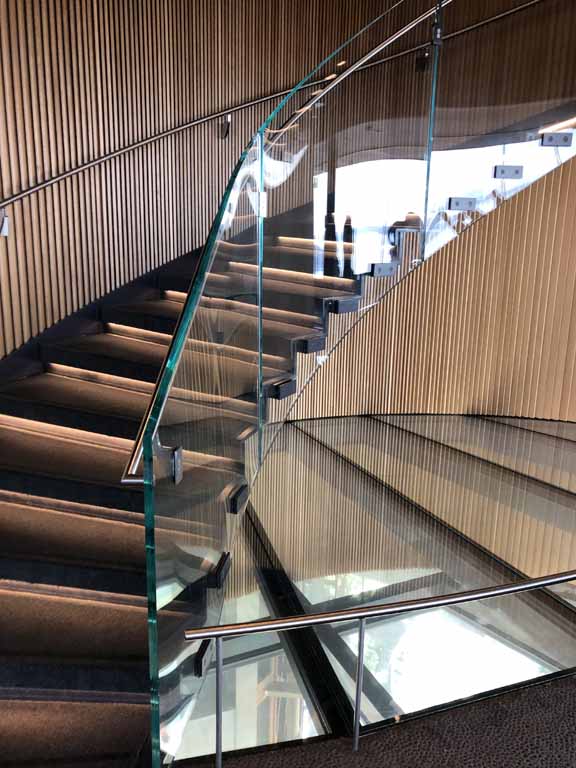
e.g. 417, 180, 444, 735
353, 617, 366, 752
215, 637, 223, 768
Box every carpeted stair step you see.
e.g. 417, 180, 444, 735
202, 269, 360, 316
0, 366, 258, 451
0, 414, 246, 512
40, 326, 291, 396
101, 294, 326, 358
0, 490, 146, 567
0, 581, 148, 660
156, 246, 359, 296
0, 689, 149, 765
214, 237, 361, 277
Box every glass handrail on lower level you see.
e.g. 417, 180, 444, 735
183, 568, 576, 767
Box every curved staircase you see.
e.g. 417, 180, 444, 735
0, 234, 392, 765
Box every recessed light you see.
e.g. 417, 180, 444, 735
337, 60, 347, 67
324, 73, 337, 81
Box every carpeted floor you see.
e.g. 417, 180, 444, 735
194, 675, 576, 768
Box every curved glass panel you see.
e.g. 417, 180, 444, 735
143, 137, 264, 763
264, 0, 576, 454
246, 415, 576, 729
138, 0, 576, 763
259, 8, 442, 456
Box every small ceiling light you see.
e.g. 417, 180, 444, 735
539, 116, 576, 134
324, 73, 338, 81
311, 89, 323, 96
336, 60, 347, 67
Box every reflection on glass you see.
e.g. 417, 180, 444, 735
425, 132, 576, 258
297, 568, 439, 607
344, 608, 554, 718
148, 136, 264, 761
175, 631, 323, 761
174, 533, 325, 760
314, 159, 427, 274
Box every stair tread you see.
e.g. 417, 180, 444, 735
225, 260, 357, 291
160, 250, 355, 285
0, 369, 258, 441
0, 495, 147, 568
0, 488, 140, 523
0, 694, 149, 764
44, 326, 290, 372
109, 297, 324, 339
0, 414, 243, 506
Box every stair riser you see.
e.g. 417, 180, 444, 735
103, 307, 304, 360
0, 469, 143, 513
0, 396, 138, 440
41, 345, 160, 384
0, 660, 148, 693
0, 557, 146, 596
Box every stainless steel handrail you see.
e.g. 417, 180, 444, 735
184, 569, 576, 766
270, 0, 453, 141
184, 569, 576, 642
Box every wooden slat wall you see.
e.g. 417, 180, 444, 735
1, 0, 436, 360
0, 0, 560, 360
287, 156, 576, 422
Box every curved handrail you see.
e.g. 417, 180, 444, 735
122, 0, 555, 481
255, 0, 573, 468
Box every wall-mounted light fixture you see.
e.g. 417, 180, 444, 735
220, 113, 231, 140
0, 209, 8, 238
